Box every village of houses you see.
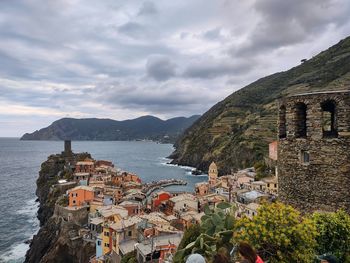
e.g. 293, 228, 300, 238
53, 141, 278, 263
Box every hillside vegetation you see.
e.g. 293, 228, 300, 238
170, 36, 350, 174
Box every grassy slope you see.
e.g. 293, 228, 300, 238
170, 36, 350, 174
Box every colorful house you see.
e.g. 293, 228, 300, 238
68, 186, 95, 207
152, 191, 172, 210
195, 182, 209, 196
75, 159, 95, 173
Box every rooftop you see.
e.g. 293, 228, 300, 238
76, 161, 94, 165
97, 205, 128, 219
239, 190, 268, 201
136, 233, 183, 256
110, 216, 143, 231
169, 193, 196, 203
68, 185, 94, 192
246, 202, 261, 211
119, 239, 138, 255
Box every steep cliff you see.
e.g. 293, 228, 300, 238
25, 152, 94, 263
170, 36, 350, 174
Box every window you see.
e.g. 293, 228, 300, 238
97, 241, 101, 246
274, 184, 277, 188
301, 150, 310, 164
321, 100, 337, 138
72, 200, 76, 204
104, 243, 109, 247
128, 230, 132, 236
104, 231, 109, 237
295, 102, 307, 138
267, 184, 270, 188
279, 105, 287, 139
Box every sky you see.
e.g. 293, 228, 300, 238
1, 0, 350, 137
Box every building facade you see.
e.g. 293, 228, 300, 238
277, 90, 350, 212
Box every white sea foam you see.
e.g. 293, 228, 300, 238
159, 157, 196, 171
16, 199, 39, 230
1, 242, 29, 263
185, 171, 208, 177
1, 199, 40, 263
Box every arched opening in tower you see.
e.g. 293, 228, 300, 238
321, 100, 337, 138
295, 102, 307, 138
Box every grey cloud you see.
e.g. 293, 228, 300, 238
203, 27, 222, 40
92, 82, 218, 115
138, 1, 157, 16
231, 0, 350, 56
183, 60, 254, 79
0, 0, 350, 136
146, 55, 177, 81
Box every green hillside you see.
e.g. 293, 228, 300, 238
170, 36, 350, 174
21, 115, 200, 143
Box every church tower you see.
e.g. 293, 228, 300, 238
208, 161, 218, 187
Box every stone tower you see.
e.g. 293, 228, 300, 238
277, 90, 350, 213
208, 161, 218, 187
63, 140, 72, 156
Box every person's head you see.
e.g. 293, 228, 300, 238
186, 253, 206, 263
212, 253, 230, 263
237, 242, 257, 263
318, 255, 339, 263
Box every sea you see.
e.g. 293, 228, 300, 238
0, 138, 207, 263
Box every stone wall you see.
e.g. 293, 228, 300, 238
277, 90, 350, 213
54, 204, 89, 225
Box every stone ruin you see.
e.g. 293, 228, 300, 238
277, 90, 350, 213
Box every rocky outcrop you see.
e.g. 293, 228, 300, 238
26, 217, 95, 263
25, 152, 94, 263
170, 36, 350, 174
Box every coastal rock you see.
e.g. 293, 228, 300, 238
25, 152, 93, 263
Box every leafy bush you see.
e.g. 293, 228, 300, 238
312, 210, 350, 262
174, 202, 235, 263
121, 251, 137, 263
254, 161, 270, 180
177, 224, 201, 250
233, 202, 317, 263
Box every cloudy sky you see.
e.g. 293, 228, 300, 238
1, 0, 350, 137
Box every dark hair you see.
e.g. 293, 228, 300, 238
238, 242, 257, 263
213, 253, 230, 263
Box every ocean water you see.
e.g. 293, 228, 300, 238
0, 138, 207, 263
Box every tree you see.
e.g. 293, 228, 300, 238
121, 251, 137, 263
312, 210, 350, 262
177, 224, 201, 250
254, 161, 270, 180
233, 202, 317, 263
174, 202, 236, 263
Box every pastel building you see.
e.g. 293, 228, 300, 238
75, 159, 95, 173
68, 186, 95, 207
152, 191, 172, 210
195, 182, 209, 196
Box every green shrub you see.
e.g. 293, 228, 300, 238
312, 210, 350, 262
233, 202, 317, 263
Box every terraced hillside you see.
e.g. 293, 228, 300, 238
170, 36, 350, 174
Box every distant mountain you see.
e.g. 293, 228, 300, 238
170, 36, 350, 174
21, 115, 201, 143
